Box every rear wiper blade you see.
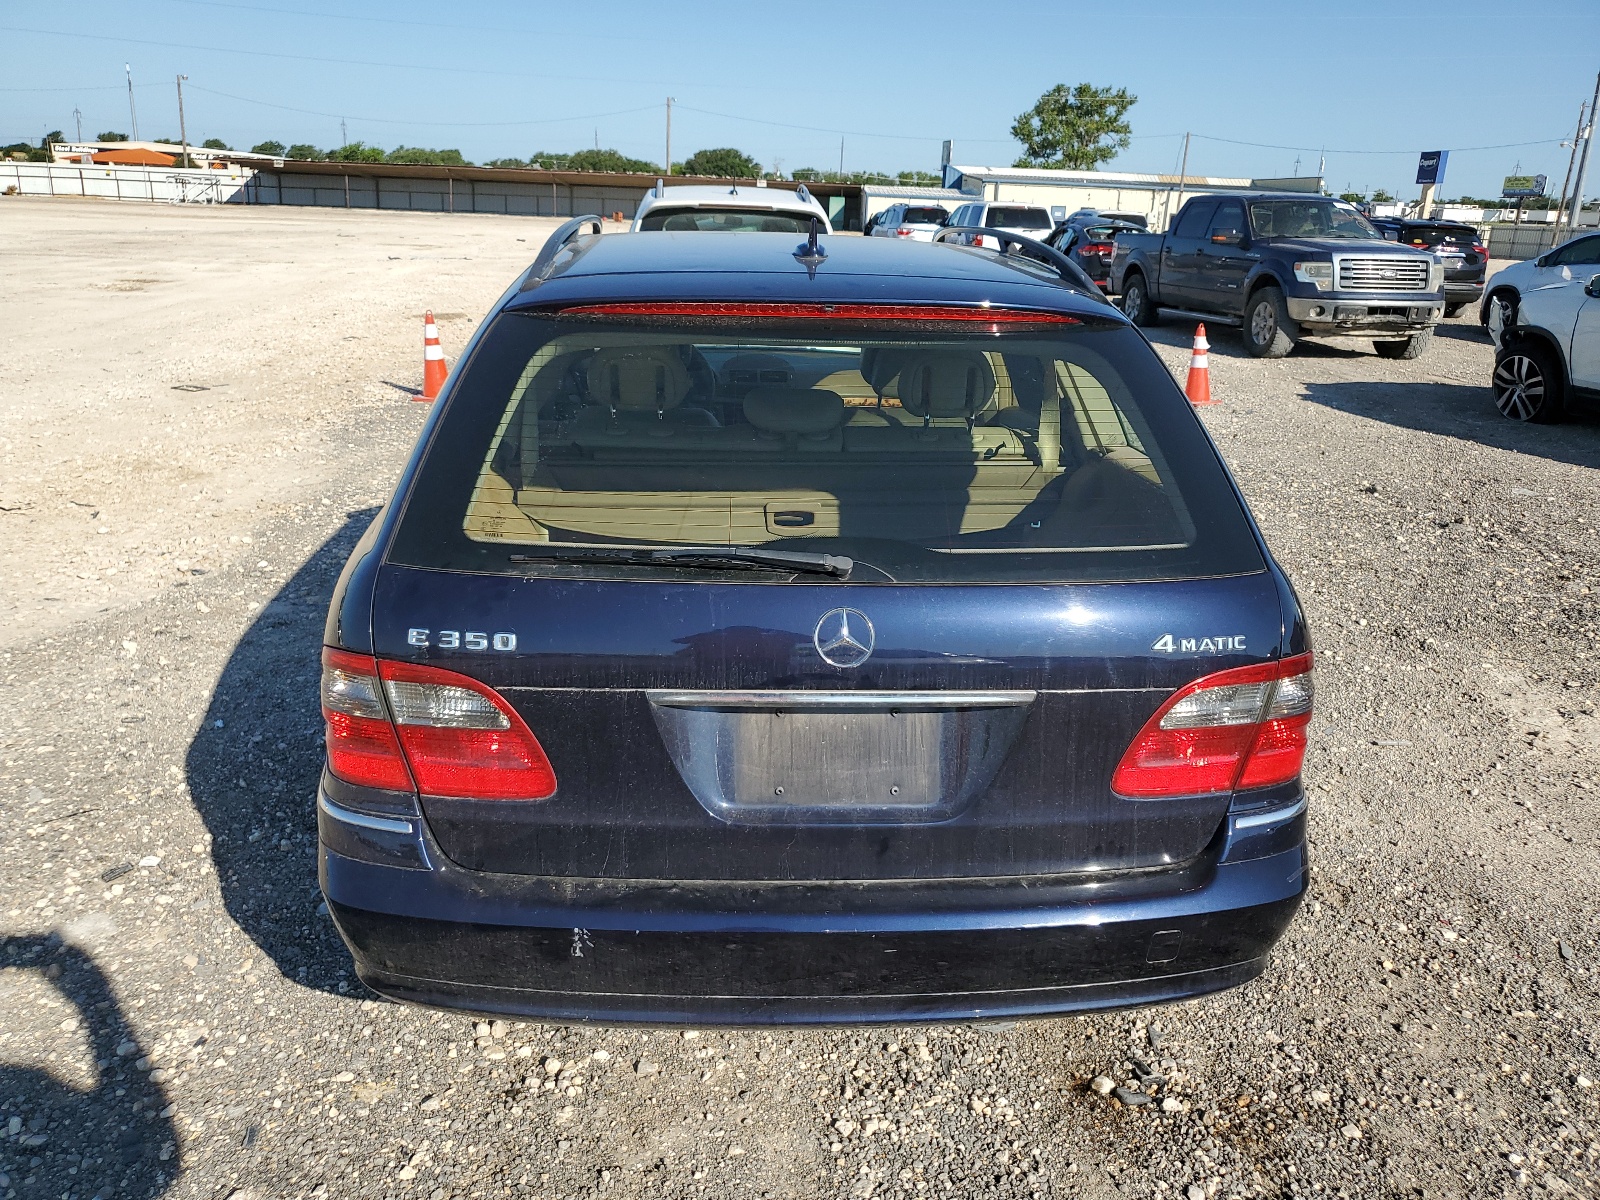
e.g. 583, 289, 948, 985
509, 545, 853, 578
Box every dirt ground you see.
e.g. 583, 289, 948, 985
1, 195, 1597, 1200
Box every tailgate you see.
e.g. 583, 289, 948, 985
371, 565, 1286, 881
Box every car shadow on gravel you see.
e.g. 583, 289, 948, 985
0, 935, 177, 1197
183, 511, 380, 998
1139, 323, 1370, 360
1300, 380, 1600, 468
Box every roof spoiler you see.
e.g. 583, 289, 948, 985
932, 226, 1108, 302
522, 214, 604, 289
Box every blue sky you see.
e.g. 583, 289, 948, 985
3, 0, 1597, 200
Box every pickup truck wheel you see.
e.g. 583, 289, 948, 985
1243, 286, 1297, 358
1491, 342, 1564, 423
1373, 329, 1432, 360
1120, 274, 1159, 326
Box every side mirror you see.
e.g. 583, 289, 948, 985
1535, 253, 1551, 267
1210, 230, 1242, 246
1586, 274, 1600, 299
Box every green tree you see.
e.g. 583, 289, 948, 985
1338, 191, 1365, 204
897, 170, 941, 187
385, 146, 471, 166
678, 147, 760, 178
486, 157, 528, 168
96, 131, 129, 142
1010, 83, 1136, 170
202, 137, 231, 151
251, 140, 286, 156
1370, 188, 1395, 203
286, 143, 322, 160
327, 141, 386, 164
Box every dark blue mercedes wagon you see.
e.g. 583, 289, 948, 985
317, 219, 1312, 1024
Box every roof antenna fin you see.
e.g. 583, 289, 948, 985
793, 217, 827, 278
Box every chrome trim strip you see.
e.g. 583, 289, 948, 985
318, 793, 415, 835
1231, 796, 1307, 831
646, 689, 1038, 710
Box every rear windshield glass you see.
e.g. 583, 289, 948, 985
1404, 226, 1478, 247
638, 207, 813, 233
388, 313, 1265, 584
902, 207, 948, 225
987, 207, 1053, 230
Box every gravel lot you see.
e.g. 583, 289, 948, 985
1, 196, 1597, 1200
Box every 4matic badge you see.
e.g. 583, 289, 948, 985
1152, 633, 1246, 654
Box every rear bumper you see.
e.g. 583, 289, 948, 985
319, 791, 1307, 1025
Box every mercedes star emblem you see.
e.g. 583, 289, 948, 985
813, 608, 875, 669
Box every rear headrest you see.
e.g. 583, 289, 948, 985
860, 348, 914, 396
585, 347, 692, 412
742, 388, 844, 438
897, 351, 996, 419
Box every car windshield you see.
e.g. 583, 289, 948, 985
387, 311, 1265, 584
1248, 200, 1380, 240
639, 207, 815, 233
902, 207, 948, 225
988, 207, 1053, 230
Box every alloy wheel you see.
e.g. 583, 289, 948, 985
1492, 354, 1544, 421
1249, 301, 1275, 346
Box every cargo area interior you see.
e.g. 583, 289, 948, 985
461, 332, 1194, 554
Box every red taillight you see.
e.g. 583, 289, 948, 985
1111, 653, 1314, 799
1078, 242, 1113, 258
321, 648, 415, 792
556, 302, 1078, 324
1472, 243, 1487, 261
377, 659, 557, 800
895, 226, 913, 236
320, 648, 558, 800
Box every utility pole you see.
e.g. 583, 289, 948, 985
1563, 69, 1600, 241
125, 64, 139, 139
176, 74, 189, 168
838, 136, 844, 180
664, 97, 673, 175
340, 117, 348, 148
72, 107, 82, 142
1171, 132, 1191, 226
1553, 100, 1587, 237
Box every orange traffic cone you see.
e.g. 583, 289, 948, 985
1185, 324, 1214, 406
420, 311, 447, 402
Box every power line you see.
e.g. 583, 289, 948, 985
184, 84, 659, 129
1191, 132, 1569, 156
159, 0, 657, 43
671, 102, 1015, 146
0, 24, 724, 88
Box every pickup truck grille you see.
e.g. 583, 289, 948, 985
1336, 257, 1430, 291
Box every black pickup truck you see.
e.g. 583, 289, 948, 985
1109, 193, 1444, 358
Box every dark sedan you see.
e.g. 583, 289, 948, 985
1044, 217, 1147, 292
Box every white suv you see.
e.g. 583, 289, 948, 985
867, 203, 950, 241
945, 201, 1055, 249
1488, 270, 1600, 422
1480, 230, 1600, 325
631, 182, 832, 233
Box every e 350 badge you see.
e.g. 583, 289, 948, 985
1152, 633, 1246, 654
407, 629, 518, 651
